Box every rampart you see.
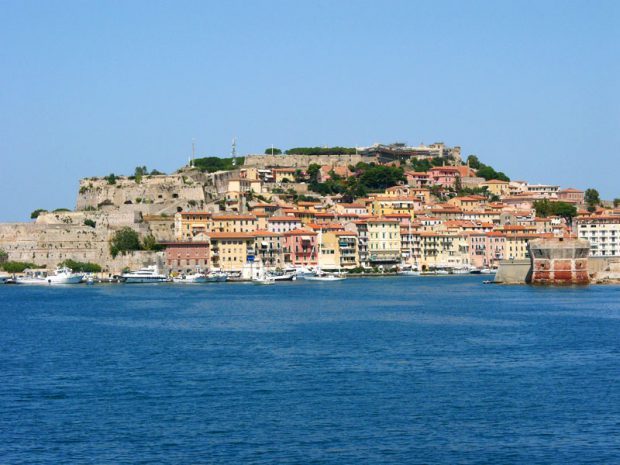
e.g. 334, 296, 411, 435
243, 153, 375, 168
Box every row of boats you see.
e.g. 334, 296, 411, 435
0, 264, 494, 286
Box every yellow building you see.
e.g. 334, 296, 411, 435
319, 230, 359, 270
272, 168, 297, 183
447, 195, 488, 212
175, 212, 212, 240
367, 218, 401, 265
369, 196, 420, 219
480, 179, 510, 197
209, 232, 255, 272
211, 214, 257, 233
418, 232, 469, 269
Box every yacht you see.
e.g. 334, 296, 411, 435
122, 266, 168, 283
305, 267, 346, 282
205, 270, 228, 282
172, 272, 207, 283
16, 267, 84, 285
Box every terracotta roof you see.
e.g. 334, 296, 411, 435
209, 232, 255, 239
284, 229, 318, 236
267, 216, 301, 222
212, 214, 256, 221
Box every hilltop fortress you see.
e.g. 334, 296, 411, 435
3, 139, 615, 281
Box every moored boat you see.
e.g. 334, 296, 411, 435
16, 267, 84, 285
122, 266, 168, 283
172, 272, 207, 283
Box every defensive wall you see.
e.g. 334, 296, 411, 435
244, 153, 375, 168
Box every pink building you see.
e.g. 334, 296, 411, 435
163, 241, 210, 272
428, 167, 461, 188
283, 229, 318, 266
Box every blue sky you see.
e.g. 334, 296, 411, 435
1, 0, 618, 221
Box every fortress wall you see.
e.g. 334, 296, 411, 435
244, 153, 374, 168
0, 219, 162, 273
76, 175, 206, 211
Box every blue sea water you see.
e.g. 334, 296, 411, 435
1, 276, 619, 464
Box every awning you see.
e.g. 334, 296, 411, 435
261, 241, 269, 246
301, 236, 311, 241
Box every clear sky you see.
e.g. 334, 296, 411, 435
1, 0, 618, 221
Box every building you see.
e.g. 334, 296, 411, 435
575, 216, 620, 257
174, 212, 212, 240
163, 241, 210, 272
267, 216, 303, 233
251, 230, 284, 269
366, 218, 401, 266
358, 142, 461, 163
211, 214, 257, 233
283, 229, 318, 266
480, 179, 510, 197
525, 184, 560, 198
557, 188, 585, 205
319, 230, 359, 270
209, 232, 255, 272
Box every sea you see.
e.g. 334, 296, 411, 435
1, 276, 619, 464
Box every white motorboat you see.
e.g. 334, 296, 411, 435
16, 267, 84, 285
398, 270, 420, 276
0, 275, 10, 284
253, 277, 276, 285
480, 268, 495, 274
122, 266, 168, 283
305, 273, 346, 282
172, 272, 207, 283
305, 266, 346, 282
205, 271, 228, 282
267, 272, 297, 281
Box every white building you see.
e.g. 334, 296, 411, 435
575, 216, 620, 257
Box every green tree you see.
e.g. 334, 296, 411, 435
585, 188, 601, 212
30, 209, 47, 219
0, 248, 8, 265
614, 198, 620, 208
84, 219, 96, 228
141, 234, 163, 251
534, 200, 577, 223
150, 169, 165, 175
307, 163, 321, 185
109, 227, 141, 258
134, 166, 148, 183
2, 261, 37, 273
264, 147, 282, 155
466, 155, 481, 169
105, 173, 117, 185
192, 156, 244, 173
294, 169, 305, 182
53, 208, 71, 213
60, 259, 102, 273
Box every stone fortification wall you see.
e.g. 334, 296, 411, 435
493, 260, 532, 284
529, 238, 590, 285
76, 174, 206, 213
0, 214, 161, 274
244, 153, 374, 168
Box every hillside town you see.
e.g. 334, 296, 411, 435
1, 141, 619, 281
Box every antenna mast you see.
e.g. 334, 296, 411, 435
191, 139, 196, 167
231, 137, 237, 167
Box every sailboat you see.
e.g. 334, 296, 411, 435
252, 262, 275, 285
